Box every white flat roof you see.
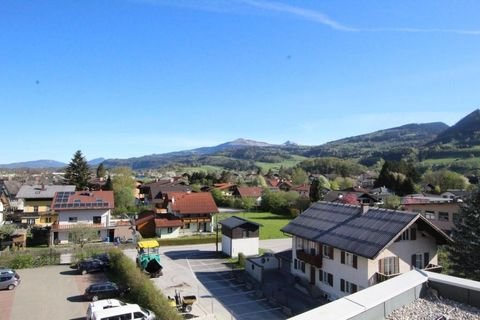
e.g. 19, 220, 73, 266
424, 271, 480, 291
289, 270, 429, 320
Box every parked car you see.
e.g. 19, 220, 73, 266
84, 281, 129, 301
86, 298, 127, 320
78, 259, 106, 275
92, 253, 110, 268
0, 268, 20, 290
91, 304, 156, 320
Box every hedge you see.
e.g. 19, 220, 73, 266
108, 249, 182, 320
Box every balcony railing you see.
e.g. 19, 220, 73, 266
296, 250, 323, 268
423, 264, 443, 273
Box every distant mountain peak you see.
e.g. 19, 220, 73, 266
222, 138, 274, 147
283, 140, 298, 146
428, 109, 480, 146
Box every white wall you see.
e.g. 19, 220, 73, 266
57, 209, 110, 226
222, 236, 259, 257
222, 236, 232, 256
156, 227, 180, 239
368, 224, 439, 282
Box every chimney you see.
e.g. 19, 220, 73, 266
361, 203, 369, 214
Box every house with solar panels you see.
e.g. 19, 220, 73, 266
281, 201, 452, 301
15, 184, 76, 226
50, 190, 114, 244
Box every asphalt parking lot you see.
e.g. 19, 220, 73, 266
124, 239, 291, 320
0, 265, 105, 320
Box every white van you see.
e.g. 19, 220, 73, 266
91, 304, 156, 320
86, 299, 127, 320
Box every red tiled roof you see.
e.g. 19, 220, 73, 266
236, 187, 263, 198
155, 215, 183, 228
213, 183, 235, 190
167, 192, 219, 214
267, 179, 280, 187
52, 191, 114, 210
292, 184, 310, 192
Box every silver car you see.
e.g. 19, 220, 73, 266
0, 268, 20, 290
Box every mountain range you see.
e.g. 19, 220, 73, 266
2, 109, 480, 171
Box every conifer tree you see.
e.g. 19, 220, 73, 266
64, 150, 90, 190
96, 163, 106, 179
447, 187, 480, 281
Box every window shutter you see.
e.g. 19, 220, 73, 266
319, 269, 323, 282
411, 228, 416, 240
352, 284, 357, 293
411, 254, 416, 268
341, 251, 345, 264
424, 252, 430, 268
353, 255, 358, 269
379, 259, 384, 274
329, 246, 334, 259
294, 259, 298, 270
328, 273, 333, 287
394, 257, 399, 274
340, 279, 345, 292
319, 244, 323, 256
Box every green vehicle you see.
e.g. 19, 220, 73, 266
136, 240, 163, 278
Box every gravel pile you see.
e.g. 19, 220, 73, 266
386, 294, 480, 320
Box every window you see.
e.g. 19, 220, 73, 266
93, 216, 101, 224
294, 259, 298, 270
414, 254, 423, 269
45, 217, 52, 223
341, 251, 357, 268
294, 259, 305, 273
69, 217, 78, 223
33, 206, 39, 213
167, 227, 173, 233
319, 270, 333, 287
322, 245, 334, 259
398, 228, 416, 241
300, 261, 305, 273
379, 256, 399, 275
242, 230, 249, 238
340, 279, 358, 293
438, 212, 449, 222
185, 223, 190, 229
411, 253, 429, 269
425, 211, 436, 220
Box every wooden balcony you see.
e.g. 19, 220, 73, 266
424, 264, 443, 273
296, 250, 323, 268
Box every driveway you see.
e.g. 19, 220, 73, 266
124, 238, 292, 319
0, 265, 106, 320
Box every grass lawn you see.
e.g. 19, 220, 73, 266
216, 211, 292, 240
255, 155, 307, 172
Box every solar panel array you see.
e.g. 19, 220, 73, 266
53, 192, 111, 209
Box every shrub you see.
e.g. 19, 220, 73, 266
108, 249, 182, 320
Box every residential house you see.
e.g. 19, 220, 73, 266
0, 180, 22, 212
212, 183, 236, 197
139, 179, 191, 206
281, 201, 451, 301
324, 188, 380, 206
135, 210, 183, 239
292, 184, 310, 198
231, 186, 263, 206
50, 190, 114, 244
15, 184, 76, 226
219, 216, 260, 257
164, 192, 219, 234
401, 194, 462, 235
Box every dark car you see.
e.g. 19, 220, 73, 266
84, 281, 129, 301
92, 253, 110, 268
78, 259, 105, 275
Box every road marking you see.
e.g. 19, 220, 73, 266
226, 298, 268, 307
215, 290, 255, 298
206, 283, 246, 291
236, 306, 283, 316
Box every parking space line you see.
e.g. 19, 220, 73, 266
215, 290, 255, 298
226, 298, 268, 307
198, 277, 235, 284
236, 306, 283, 316
206, 283, 246, 290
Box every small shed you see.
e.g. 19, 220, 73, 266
219, 216, 260, 258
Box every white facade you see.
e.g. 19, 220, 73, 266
222, 235, 259, 257
291, 223, 439, 300
54, 209, 111, 244
156, 226, 181, 238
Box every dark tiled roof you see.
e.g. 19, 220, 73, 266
281, 202, 421, 259
219, 216, 261, 230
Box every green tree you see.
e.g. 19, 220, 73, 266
96, 163, 106, 178
423, 170, 469, 193
64, 150, 90, 190
291, 167, 308, 185
447, 187, 480, 281
241, 197, 256, 212
112, 167, 137, 215
381, 195, 401, 210
103, 175, 113, 191
69, 224, 100, 248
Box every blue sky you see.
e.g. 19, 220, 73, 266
1, 0, 479, 163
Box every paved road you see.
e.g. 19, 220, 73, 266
124, 238, 292, 320
0, 265, 105, 320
